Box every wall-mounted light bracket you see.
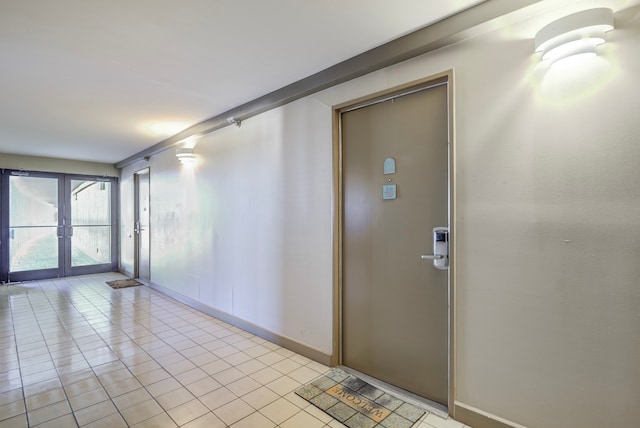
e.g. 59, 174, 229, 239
227, 117, 242, 127
535, 8, 614, 65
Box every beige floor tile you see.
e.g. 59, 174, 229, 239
212, 345, 238, 359
146, 377, 182, 398
188, 352, 218, 367
128, 361, 162, 377
201, 359, 231, 376
25, 388, 66, 411
0, 390, 23, 408
256, 351, 286, 366
155, 388, 195, 411
225, 352, 253, 366
0, 413, 27, 428
285, 390, 310, 409
63, 377, 101, 398
0, 400, 25, 422
199, 387, 238, 411
26, 400, 70, 426
58, 369, 95, 387
98, 368, 132, 385
271, 358, 302, 374
249, 367, 283, 385
235, 359, 267, 375
213, 398, 254, 426
184, 377, 221, 397
231, 411, 276, 428
131, 412, 177, 428
227, 377, 262, 397
166, 399, 209, 425
212, 367, 245, 385
68, 387, 109, 411
290, 354, 312, 365
180, 412, 226, 428
328, 419, 349, 428
242, 386, 279, 410
91, 361, 125, 377
265, 376, 301, 396
73, 399, 117, 426
174, 368, 208, 385
288, 366, 320, 384
136, 368, 171, 386
112, 388, 153, 411
120, 399, 164, 426
304, 404, 335, 424
424, 413, 466, 428
260, 397, 300, 425
83, 413, 128, 428
20, 361, 55, 378
308, 362, 330, 375
244, 345, 271, 359
33, 413, 76, 428
21, 369, 58, 387
279, 410, 326, 428
104, 377, 142, 398
165, 360, 198, 377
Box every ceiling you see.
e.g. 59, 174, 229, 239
0, 0, 489, 165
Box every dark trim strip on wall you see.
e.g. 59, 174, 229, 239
115, 0, 542, 169
454, 402, 528, 428
146, 280, 333, 366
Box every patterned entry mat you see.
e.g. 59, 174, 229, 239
296, 368, 426, 428
106, 279, 142, 289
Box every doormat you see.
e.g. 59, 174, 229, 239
296, 368, 426, 428
106, 279, 142, 289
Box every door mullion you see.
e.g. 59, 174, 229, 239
58, 174, 67, 277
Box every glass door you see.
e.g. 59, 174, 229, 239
4, 172, 63, 281
66, 177, 117, 276
1, 170, 118, 282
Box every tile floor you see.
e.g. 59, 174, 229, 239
0, 273, 470, 428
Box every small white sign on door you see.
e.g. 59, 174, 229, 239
382, 184, 397, 200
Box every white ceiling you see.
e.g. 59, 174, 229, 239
0, 0, 488, 164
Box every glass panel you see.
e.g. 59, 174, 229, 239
9, 228, 59, 272
9, 176, 59, 272
72, 226, 111, 266
70, 180, 111, 267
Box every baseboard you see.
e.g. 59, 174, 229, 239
146, 281, 333, 366
454, 402, 528, 428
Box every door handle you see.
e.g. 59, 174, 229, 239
134, 221, 141, 234
422, 227, 449, 270
421, 254, 444, 260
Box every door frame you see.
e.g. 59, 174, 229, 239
133, 167, 150, 280
331, 70, 457, 412
0, 169, 118, 282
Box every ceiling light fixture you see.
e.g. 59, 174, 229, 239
535, 8, 614, 65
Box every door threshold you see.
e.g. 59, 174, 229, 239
339, 366, 448, 418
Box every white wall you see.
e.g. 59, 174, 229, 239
121, 98, 334, 353
119, 3, 640, 427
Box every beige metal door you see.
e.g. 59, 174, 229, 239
341, 83, 449, 405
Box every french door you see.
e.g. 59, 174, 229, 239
1, 170, 118, 282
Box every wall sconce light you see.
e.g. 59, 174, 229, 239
535, 8, 614, 65
175, 147, 196, 165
